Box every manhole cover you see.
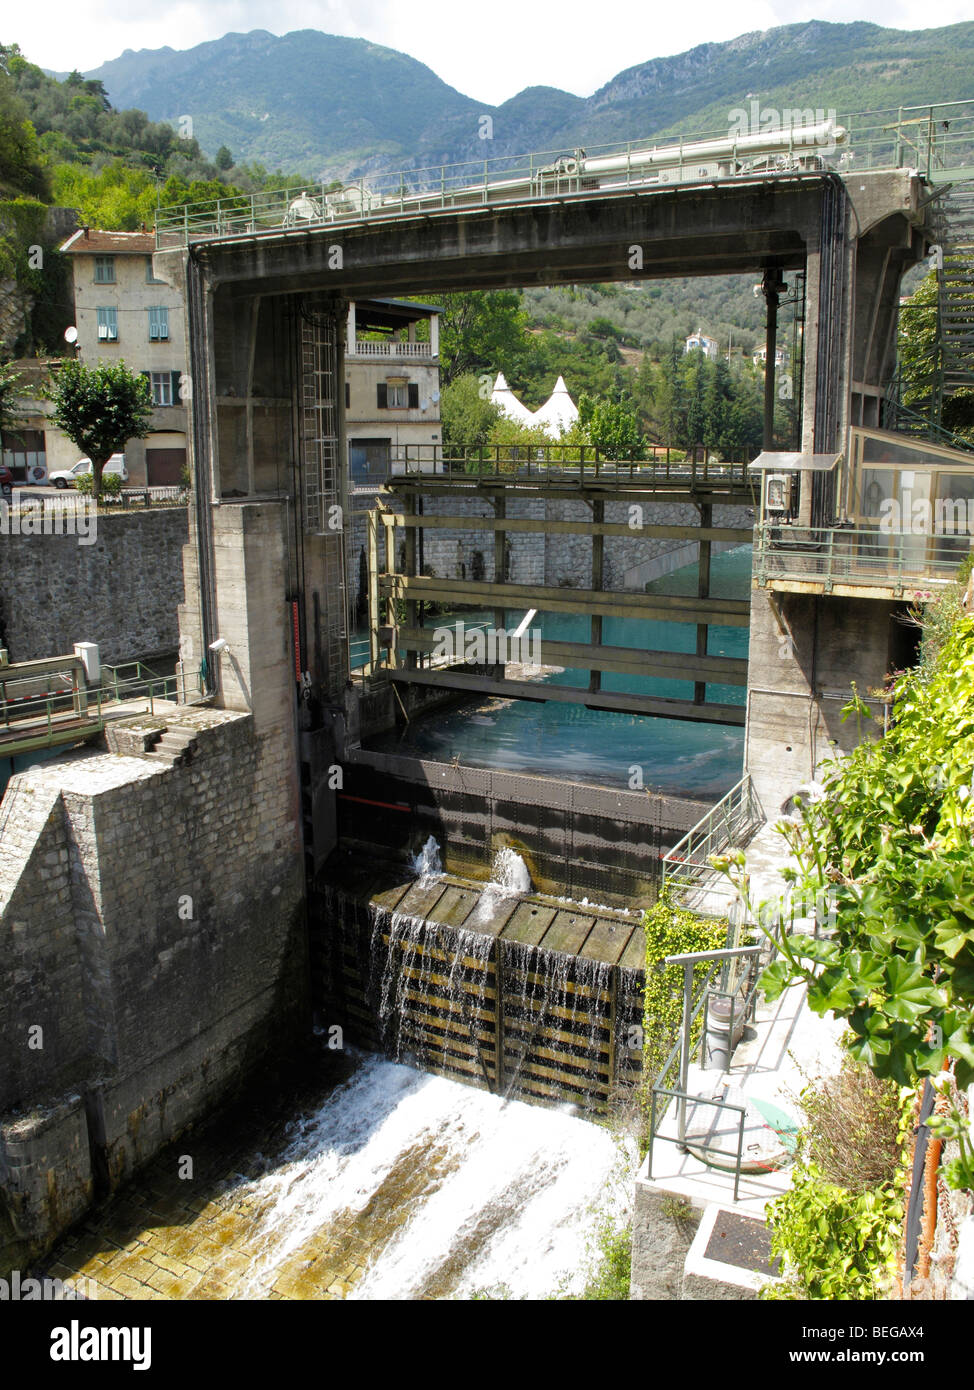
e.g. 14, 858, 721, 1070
704, 1210, 781, 1277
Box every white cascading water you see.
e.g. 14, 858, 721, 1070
409, 835, 443, 883
473, 846, 532, 925
232, 1051, 633, 1300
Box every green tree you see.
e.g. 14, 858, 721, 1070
0, 60, 48, 199
420, 290, 527, 386
215, 145, 234, 171
898, 269, 939, 409
47, 359, 152, 499
0, 362, 22, 432
439, 373, 501, 451
578, 394, 646, 460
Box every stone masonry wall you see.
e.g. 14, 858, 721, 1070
0, 506, 188, 665
0, 706, 307, 1271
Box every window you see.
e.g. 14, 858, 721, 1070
145, 256, 165, 284
96, 306, 118, 341
377, 381, 419, 409
94, 256, 115, 283
148, 307, 169, 341
150, 371, 173, 406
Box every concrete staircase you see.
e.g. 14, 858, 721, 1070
144, 726, 199, 767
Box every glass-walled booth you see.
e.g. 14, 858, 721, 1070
842, 428, 974, 566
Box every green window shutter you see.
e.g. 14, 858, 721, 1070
171, 371, 181, 403
408, 383, 419, 408
377, 383, 387, 408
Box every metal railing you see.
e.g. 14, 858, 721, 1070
117, 486, 188, 508
154, 100, 974, 249
351, 442, 750, 490
647, 940, 776, 1202
0, 662, 205, 756
662, 773, 764, 903
754, 523, 973, 591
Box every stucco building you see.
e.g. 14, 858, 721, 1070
346, 299, 442, 481
59, 228, 189, 487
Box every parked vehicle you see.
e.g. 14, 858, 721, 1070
48, 454, 129, 489
0, 464, 12, 499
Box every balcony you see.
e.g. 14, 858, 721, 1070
347, 338, 434, 359
754, 522, 971, 598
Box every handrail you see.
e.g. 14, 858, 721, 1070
754, 523, 974, 591
354, 442, 750, 489
0, 665, 206, 755
154, 99, 974, 249
647, 933, 781, 1201
662, 773, 764, 901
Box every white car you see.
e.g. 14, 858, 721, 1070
49, 455, 129, 489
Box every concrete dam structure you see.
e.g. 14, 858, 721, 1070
3, 115, 956, 1276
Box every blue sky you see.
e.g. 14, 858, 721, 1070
8, 0, 974, 105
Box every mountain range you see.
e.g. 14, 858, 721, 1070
70, 20, 974, 181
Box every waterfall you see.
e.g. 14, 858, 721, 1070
229, 1052, 634, 1300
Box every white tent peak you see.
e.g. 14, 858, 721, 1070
532, 376, 579, 437
490, 372, 535, 424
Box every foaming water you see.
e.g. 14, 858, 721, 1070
409, 835, 443, 883
473, 846, 532, 925
232, 1053, 632, 1300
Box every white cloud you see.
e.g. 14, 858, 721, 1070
8, 0, 972, 104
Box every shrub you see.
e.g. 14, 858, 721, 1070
760, 1058, 911, 1300
642, 889, 727, 1091
762, 1158, 904, 1300
800, 1054, 905, 1193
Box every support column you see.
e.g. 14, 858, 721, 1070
383, 512, 398, 669
404, 493, 418, 669
695, 502, 712, 706
589, 499, 604, 694
761, 268, 783, 451
493, 495, 506, 663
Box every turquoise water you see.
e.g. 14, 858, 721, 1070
364, 546, 752, 799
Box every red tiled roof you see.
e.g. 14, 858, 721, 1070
60, 229, 155, 254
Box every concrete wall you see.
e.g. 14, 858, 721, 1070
0, 506, 188, 665
0, 706, 307, 1271
744, 587, 897, 813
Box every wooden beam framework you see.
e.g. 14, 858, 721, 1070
387, 668, 746, 725
380, 575, 750, 627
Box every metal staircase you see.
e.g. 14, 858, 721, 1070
938, 185, 974, 412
